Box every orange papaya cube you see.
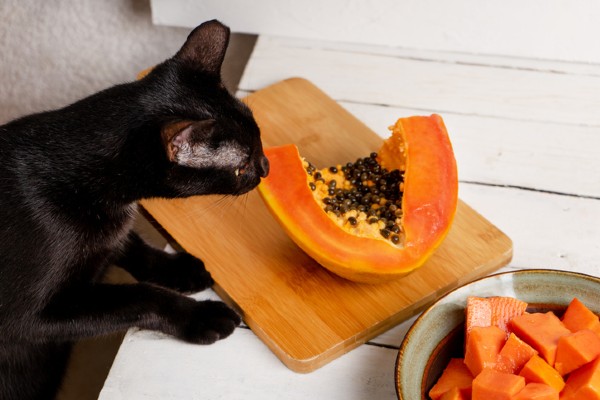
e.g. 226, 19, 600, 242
465, 326, 506, 376
554, 329, 600, 376
561, 298, 600, 336
560, 357, 600, 400
495, 333, 538, 374
465, 296, 528, 339
509, 312, 571, 366
466, 297, 492, 337
440, 386, 469, 400
472, 369, 525, 400
518, 355, 565, 393
510, 383, 558, 400
429, 358, 474, 400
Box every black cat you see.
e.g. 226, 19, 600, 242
0, 20, 268, 399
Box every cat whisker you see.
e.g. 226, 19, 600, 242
217, 196, 236, 221
235, 193, 250, 229
219, 193, 247, 234
180, 195, 230, 221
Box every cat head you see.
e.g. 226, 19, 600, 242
138, 20, 269, 197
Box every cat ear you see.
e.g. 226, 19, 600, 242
174, 20, 230, 75
161, 120, 216, 165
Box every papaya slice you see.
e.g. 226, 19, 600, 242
512, 383, 559, 400
509, 312, 572, 367
464, 325, 507, 376
495, 333, 538, 374
554, 330, 600, 376
562, 297, 600, 335
471, 368, 526, 400
519, 355, 565, 393
439, 387, 469, 400
257, 115, 458, 283
465, 296, 528, 341
428, 358, 473, 400
561, 357, 600, 400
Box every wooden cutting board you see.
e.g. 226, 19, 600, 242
141, 78, 513, 373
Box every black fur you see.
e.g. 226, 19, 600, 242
0, 20, 267, 399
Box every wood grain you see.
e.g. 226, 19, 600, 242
332, 101, 600, 199
151, 0, 600, 64
237, 37, 600, 199
242, 37, 600, 126
141, 78, 513, 372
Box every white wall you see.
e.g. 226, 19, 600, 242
151, 0, 600, 64
0, 0, 189, 124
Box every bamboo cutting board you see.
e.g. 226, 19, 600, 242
141, 78, 513, 373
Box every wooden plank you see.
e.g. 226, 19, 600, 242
459, 183, 600, 274
335, 101, 600, 199
141, 78, 512, 372
259, 37, 600, 77
99, 328, 398, 400
151, 0, 600, 64
239, 36, 600, 126
238, 88, 600, 199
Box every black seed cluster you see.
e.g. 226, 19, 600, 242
306, 152, 405, 244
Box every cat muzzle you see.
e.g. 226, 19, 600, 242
258, 155, 270, 178
234, 155, 269, 178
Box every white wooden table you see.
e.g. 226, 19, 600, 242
99, 35, 600, 399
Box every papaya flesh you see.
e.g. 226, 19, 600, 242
257, 115, 458, 283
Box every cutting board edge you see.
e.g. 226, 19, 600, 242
139, 181, 514, 374
137, 77, 516, 374
208, 231, 514, 374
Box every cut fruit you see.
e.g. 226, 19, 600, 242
509, 312, 571, 367
561, 297, 600, 335
257, 115, 458, 283
519, 355, 565, 393
495, 333, 537, 374
471, 368, 525, 400
464, 325, 507, 376
465, 296, 528, 341
511, 383, 558, 400
554, 329, 600, 376
560, 357, 600, 400
428, 358, 473, 400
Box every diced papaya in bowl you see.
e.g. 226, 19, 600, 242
439, 387, 468, 400
465, 296, 527, 340
511, 383, 558, 400
554, 329, 600, 376
428, 358, 473, 400
472, 368, 525, 399
519, 355, 565, 393
495, 333, 537, 374
395, 270, 600, 400
509, 312, 571, 367
464, 325, 506, 376
562, 297, 600, 335
560, 357, 600, 400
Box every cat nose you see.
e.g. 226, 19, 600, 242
259, 155, 270, 178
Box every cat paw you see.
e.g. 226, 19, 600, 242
149, 252, 214, 294
178, 300, 242, 344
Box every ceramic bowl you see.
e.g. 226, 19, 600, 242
395, 269, 600, 400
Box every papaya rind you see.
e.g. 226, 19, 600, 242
257, 114, 458, 284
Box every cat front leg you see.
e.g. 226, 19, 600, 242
38, 283, 241, 344
115, 231, 213, 294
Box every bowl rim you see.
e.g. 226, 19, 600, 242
394, 268, 600, 399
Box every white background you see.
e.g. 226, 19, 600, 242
151, 0, 600, 64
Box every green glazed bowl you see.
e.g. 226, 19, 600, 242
395, 269, 600, 400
